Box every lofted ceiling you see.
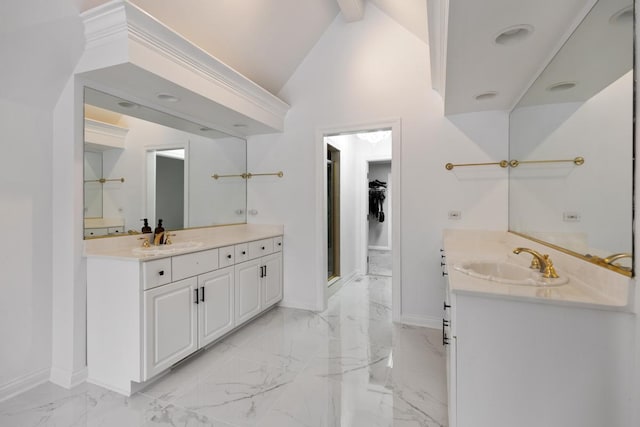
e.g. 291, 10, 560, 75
428, 0, 601, 115
78, 0, 428, 96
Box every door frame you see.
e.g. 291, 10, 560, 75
315, 118, 402, 322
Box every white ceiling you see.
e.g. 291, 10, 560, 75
78, 0, 428, 96
435, 0, 598, 115
517, 0, 633, 107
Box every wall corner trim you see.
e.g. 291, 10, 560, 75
50, 366, 88, 390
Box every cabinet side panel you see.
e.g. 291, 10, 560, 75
87, 258, 142, 392
455, 295, 634, 427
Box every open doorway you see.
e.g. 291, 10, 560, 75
327, 143, 341, 284
367, 160, 392, 276
323, 129, 392, 294
146, 147, 187, 230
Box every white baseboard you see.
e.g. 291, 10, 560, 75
50, 366, 87, 389
278, 298, 320, 312
399, 314, 441, 330
86, 377, 135, 397
368, 246, 391, 251
0, 367, 50, 402
327, 271, 358, 297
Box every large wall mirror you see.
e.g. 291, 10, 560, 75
83, 87, 247, 238
509, 0, 634, 275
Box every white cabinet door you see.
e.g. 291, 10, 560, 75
198, 266, 235, 348
234, 259, 262, 325
262, 252, 282, 308
144, 277, 198, 380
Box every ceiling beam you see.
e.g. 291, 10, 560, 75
336, 0, 365, 22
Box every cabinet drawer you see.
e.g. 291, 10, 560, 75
248, 239, 274, 259
219, 245, 235, 268
142, 258, 172, 290
273, 236, 283, 252
172, 249, 219, 281
235, 243, 249, 263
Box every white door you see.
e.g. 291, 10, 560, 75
198, 266, 235, 347
234, 258, 262, 325
262, 253, 282, 308
143, 277, 198, 379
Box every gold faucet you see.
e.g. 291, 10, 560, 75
165, 233, 176, 245
513, 247, 559, 279
603, 253, 632, 265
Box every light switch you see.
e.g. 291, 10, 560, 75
563, 212, 580, 222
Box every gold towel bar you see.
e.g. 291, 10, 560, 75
212, 171, 284, 179
84, 177, 125, 184
445, 160, 509, 170
445, 157, 584, 170
211, 173, 249, 180
509, 157, 584, 167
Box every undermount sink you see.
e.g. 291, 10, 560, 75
454, 261, 568, 286
132, 241, 204, 255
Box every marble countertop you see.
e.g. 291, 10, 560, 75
84, 223, 283, 261
443, 229, 632, 310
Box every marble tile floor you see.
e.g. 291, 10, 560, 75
368, 249, 392, 277
0, 275, 447, 427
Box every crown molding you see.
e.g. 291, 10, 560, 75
84, 118, 128, 150
80, 0, 289, 130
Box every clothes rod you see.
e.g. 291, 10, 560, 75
84, 177, 125, 184
509, 157, 584, 167
445, 160, 509, 170
211, 171, 284, 179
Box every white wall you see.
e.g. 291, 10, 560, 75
0, 101, 55, 397
0, 0, 84, 399
247, 4, 508, 322
188, 137, 247, 226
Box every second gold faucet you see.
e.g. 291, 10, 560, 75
513, 247, 559, 279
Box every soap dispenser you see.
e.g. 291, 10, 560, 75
154, 219, 165, 245
141, 218, 152, 234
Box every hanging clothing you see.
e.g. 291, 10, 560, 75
369, 180, 386, 223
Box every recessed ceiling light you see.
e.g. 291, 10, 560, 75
494, 24, 534, 45
233, 123, 248, 128
156, 93, 180, 102
117, 101, 138, 109
610, 6, 633, 25
474, 91, 498, 101
546, 81, 577, 92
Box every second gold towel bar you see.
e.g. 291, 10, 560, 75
445, 157, 584, 170
84, 177, 125, 183
212, 171, 284, 180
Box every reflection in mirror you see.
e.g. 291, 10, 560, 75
509, 0, 633, 274
83, 88, 247, 239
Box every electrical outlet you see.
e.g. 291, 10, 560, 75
563, 212, 580, 222
448, 210, 462, 220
